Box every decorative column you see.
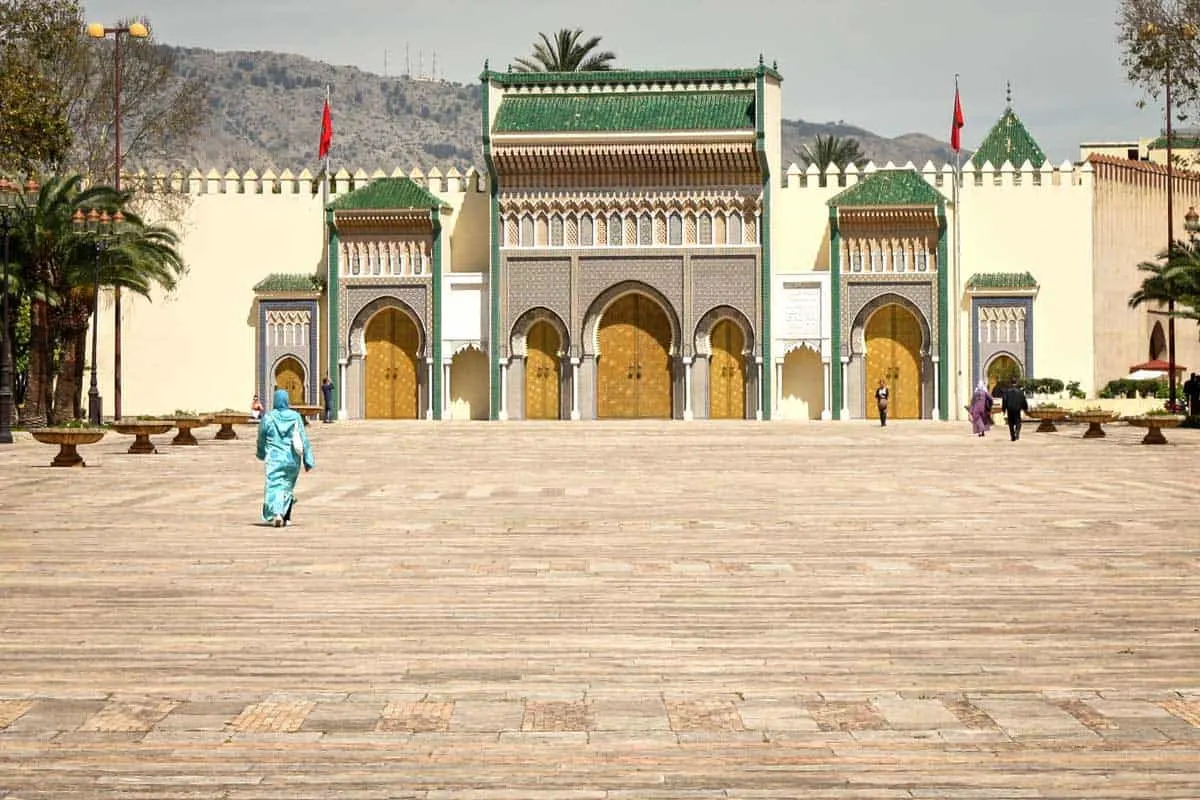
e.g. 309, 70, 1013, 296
839, 356, 850, 420
821, 360, 832, 420
498, 359, 509, 421
683, 357, 694, 421
337, 358, 348, 420
755, 356, 763, 421
425, 357, 434, 420
775, 361, 783, 418
570, 357, 581, 421
931, 355, 941, 421
443, 361, 452, 420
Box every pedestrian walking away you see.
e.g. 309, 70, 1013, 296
969, 380, 993, 437
875, 379, 890, 427
1183, 372, 1200, 417
1000, 378, 1029, 441
256, 388, 315, 527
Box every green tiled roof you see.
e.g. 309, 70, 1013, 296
493, 91, 755, 133
253, 273, 323, 293
328, 178, 442, 211
828, 169, 944, 207
968, 107, 1047, 169
965, 272, 1038, 290
483, 66, 781, 86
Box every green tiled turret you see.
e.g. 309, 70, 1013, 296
965, 272, 1038, 290
494, 92, 755, 133
328, 178, 443, 211
828, 169, 944, 207
968, 107, 1047, 169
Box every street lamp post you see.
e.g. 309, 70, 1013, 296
86, 18, 148, 421
0, 178, 39, 444
1141, 18, 1197, 409
73, 208, 123, 425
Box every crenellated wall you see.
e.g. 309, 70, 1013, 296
89, 155, 1183, 417
93, 165, 490, 416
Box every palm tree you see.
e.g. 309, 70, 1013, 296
1129, 240, 1200, 406
513, 29, 616, 72
11, 174, 184, 425
797, 135, 868, 185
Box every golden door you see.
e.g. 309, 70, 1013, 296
709, 319, 745, 419
274, 357, 306, 405
597, 294, 673, 419
865, 304, 922, 420
525, 321, 561, 420
364, 308, 420, 419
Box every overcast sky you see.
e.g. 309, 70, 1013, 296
82, 0, 1158, 161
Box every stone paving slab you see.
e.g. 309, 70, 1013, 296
0, 420, 1199, 797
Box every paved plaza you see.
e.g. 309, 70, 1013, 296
0, 418, 1198, 798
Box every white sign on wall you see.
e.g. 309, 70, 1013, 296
781, 283, 822, 339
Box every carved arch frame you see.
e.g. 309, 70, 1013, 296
510, 306, 571, 359
347, 295, 427, 359
694, 305, 756, 357
581, 280, 682, 358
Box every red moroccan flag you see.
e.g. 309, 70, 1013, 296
951, 85, 965, 152
318, 97, 333, 160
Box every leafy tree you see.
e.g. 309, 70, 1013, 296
513, 29, 616, 72
1118, 0, 1200, 118
1129, 240, 1200, 404
0, 0, 82, 174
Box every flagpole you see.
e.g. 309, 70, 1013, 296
952, 75, 964, 421
322, 85, 331, 209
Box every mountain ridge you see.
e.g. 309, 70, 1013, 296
162, 45, 961, 175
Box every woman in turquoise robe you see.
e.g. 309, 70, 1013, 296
256, 389, 315, 527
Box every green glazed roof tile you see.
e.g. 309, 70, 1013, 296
483, 66, 781, 86
828, 169, 944, 207
493, 91, 755, 133
253, 273, 323, 293
329, 177, 442, 211
965, 271, 1038, 290
968, 107, 1047, 169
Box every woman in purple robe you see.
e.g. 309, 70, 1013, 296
969, 380, 993, 437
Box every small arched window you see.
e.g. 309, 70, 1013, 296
414, 247, 424, 274
550, 214, 564, 247
579, 214, 594, 246
668, 213, 683, 246
638, 212, 653, 246
608, 213, 623, 246
351, 245, 361, 275
726, 212, 742, 245
520, 214, 534, 247
698, 213, 713, 245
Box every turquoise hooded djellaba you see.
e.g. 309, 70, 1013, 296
256, 389, 315, 525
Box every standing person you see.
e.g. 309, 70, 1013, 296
321, 375, 335, 423
256, 389, 315, 528
874, 378, 890, 427
969, 380, 993, 437
1000, 378, 1029, 442
1183, 372, 1200, 417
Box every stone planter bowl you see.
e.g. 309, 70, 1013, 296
30, 428, 107, 467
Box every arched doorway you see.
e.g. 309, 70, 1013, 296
597, 293, 672, 418
364, 307, 420, 419
525, 320, 562, 420
709, 319, 745, 419
865, 304, 922, 420
1150, 321, 1166, 361
986, 353, 1022, 395
781, 346, 823, 420
274, 357, 306, 405
449, 346, 489, 420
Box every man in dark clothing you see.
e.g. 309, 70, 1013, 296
321, 376, 335, 423
1184, 372, 1200, 417
1000, 378, 1029, 441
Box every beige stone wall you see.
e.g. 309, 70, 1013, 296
91, 169, 488, 416
1091, 158, 1200, 391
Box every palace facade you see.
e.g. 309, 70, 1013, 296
93, 63, 1200, 421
